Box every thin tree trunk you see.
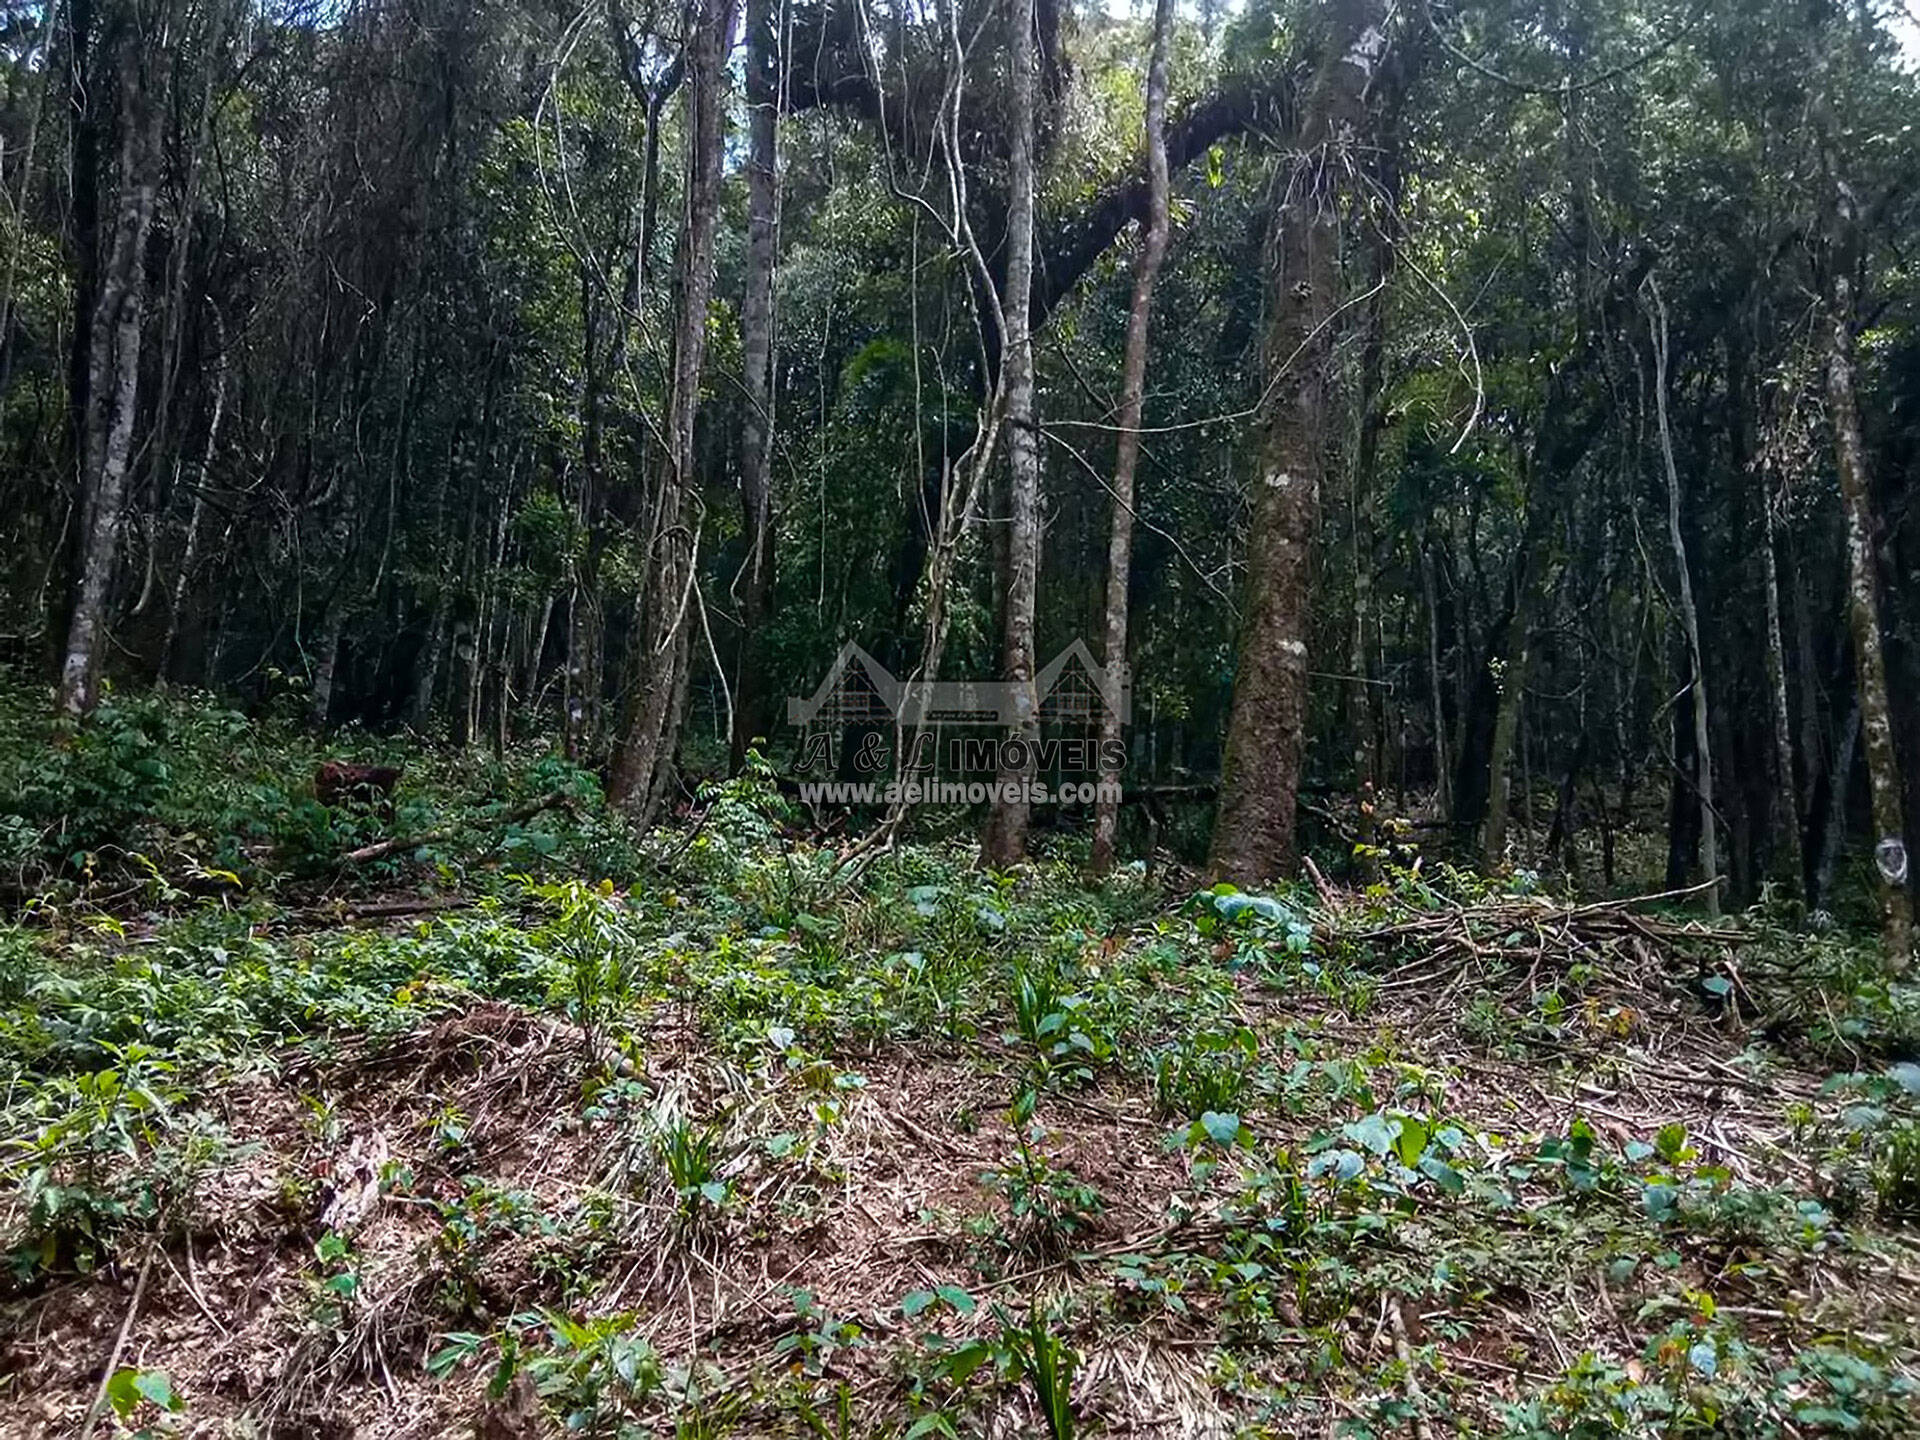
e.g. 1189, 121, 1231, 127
1482, 468, 1554, 868
1815, 702, 1862, 914
59, 33, 162, 717
1647, 277, 1718, 916
1346, 208, 1396, 802
1481, 601, 1532, 868
982, 0, 1042, 868
1760, 479, 1803, 898
1421, 535, 1451, 817
1209, 0, 1385, 885
475, 486, 511, 754
525, 589, 554, 709
0, 0, 61, 401
731, 0, 779, 772
608, 0, 738, 822
1089, 0, 1172, 876
413, 587, 450, 731
564, 583, 600, 761
1825, 266, 1912, 964
450, 620, 476, 748
309, 599, 344, 730
160, 303, 226, 681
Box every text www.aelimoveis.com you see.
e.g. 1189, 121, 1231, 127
796, 778, 1122, 806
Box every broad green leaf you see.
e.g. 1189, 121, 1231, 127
1417, 1156, 1464, 1195
935, 1285, 975, 1314
1200, 1111, 1243, 1146
1393, 1115, 1431, 1169
1344, 1112, 1399, 1157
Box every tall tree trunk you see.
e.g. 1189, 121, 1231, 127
413, 584, 450, 730
59, 29, 162, 717
52, 0, 101, 672
1481, 463, 1556, 868
1345, 199, 1396, 804
1209, 0, 1385, 885
160, 303, 226, 682
309, 598, 344, 730
1825, 265, 1913, 965
1421, 534, 1451, 817
982, 0, 1042, 868
1481, 592, 1533, 867
731, 0, 779, 772
608, 0, 737, 822
1647, 278, 1718, 915
564, 584, 601, 761
525, 589, 554, 710
1814, 701, 1862, 914
1760, 479, 1803, 899
0, 0, 60, 402
1089, 0, 1172, 876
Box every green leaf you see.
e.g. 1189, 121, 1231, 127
1200, 1111, 1244, 1146
904, 1414, 959, 1439
939, 1340, 994, 1385
1344, 1111, 1399, 1157
1308, 1148, 1365, 1181
106, 1369, 142, 1421
1655, 1122, 1689, 1163
1393, 1115, 1432, 1169
1417, 1156, 1464, 1195
902, 1290, 937, 1318
427, 1334, 486, 1378
935, 1285, 975, 1314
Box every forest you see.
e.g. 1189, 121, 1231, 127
2, 0, 1920, 1434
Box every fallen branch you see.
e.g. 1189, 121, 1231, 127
343, 896, 474, 921
1389, 1300, 1436, 1440
340, 790, 573, 866
78, 1248, 154, 1440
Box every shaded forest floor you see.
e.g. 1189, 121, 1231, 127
2, 692, 1919, 1436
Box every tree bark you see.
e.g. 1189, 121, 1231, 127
1825, 267, 1913, 965
1815, 701, 1862, 914
608, 0, 738, 822
982, 0, 1042, 868
160, 303, 226, 682
1481, 574, 1536, 868
1209, 0, 1385, 885
1089, 0, 1172, 876
1646, 277, 1718, 915
1420, 535, 1451, 817
309, 599, 344, 730
59, 29, 162, 717
731, 0, 779, 772
1760, 477, 1803, 899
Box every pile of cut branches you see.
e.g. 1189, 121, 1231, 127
1319, 875, 1746, 995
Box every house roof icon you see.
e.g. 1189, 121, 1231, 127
786, 640, 1130, 728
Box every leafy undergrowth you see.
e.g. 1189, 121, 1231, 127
2, 781, 1918, 1437
0, 670, 635, 907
